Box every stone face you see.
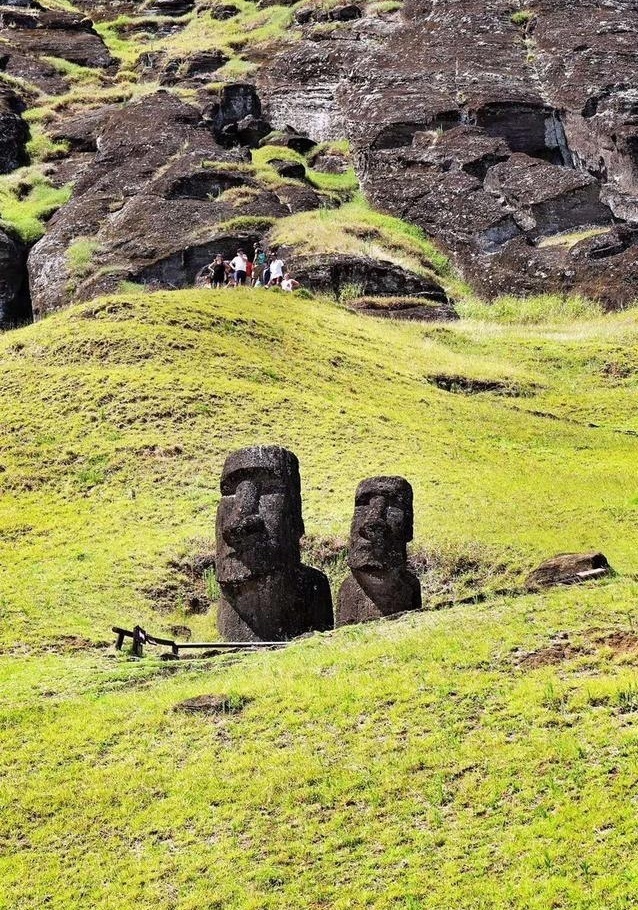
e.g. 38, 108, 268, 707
336, 477, 421, 627
215, 446, 334, 641
526, 552, 611, 590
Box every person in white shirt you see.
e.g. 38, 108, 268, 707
281, 273, 300, 292
269, 256, 285, 286
229, 250, 248, 286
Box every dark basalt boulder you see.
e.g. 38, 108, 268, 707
294, 7, 317, 24
0, 229, 31, 328
0, 3, 116, 69
526, 552, 611, 590
287, 253, 451, 303
147, 0, 195, 14
260, 128, 316, 156
0, 88, 28, 173
347, 295, 457, 321
181, 50, 228, 78
329, 4, 362, 21
208, 2, 240, 18
157, 50, 229, 85
270, 158, 306, 180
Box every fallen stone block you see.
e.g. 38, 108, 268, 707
526, 552, 611, 590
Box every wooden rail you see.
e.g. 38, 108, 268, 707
112, 625, 287, 658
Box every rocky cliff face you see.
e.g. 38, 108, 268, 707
265, 0, 638, 304
0, 0, 636, 323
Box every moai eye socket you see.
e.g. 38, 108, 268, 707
220, 467, 287, 497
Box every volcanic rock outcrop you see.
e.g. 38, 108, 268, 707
0, 228, 30, 327
215, 446, 334, 642
336, 476, 421, 627
287, 253, 451, 305
262, 0, 638, 305
0, 3, 115, 90
1, 0, 637, 317
28, 90, 319, 316
0, 87, 28, 173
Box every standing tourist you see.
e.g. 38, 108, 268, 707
229, 249, 248, 286
209, 253, 226, 289
269, 253, 285, 286
253, 243, 268, 285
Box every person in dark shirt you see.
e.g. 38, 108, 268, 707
209, 254, 226, 289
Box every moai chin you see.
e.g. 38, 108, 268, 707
336, 476, 421, 627
215, 445, 333, 641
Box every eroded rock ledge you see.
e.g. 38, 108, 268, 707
263, 0, 638, 305
2, 0, 638, 317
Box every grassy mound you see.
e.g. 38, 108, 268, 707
2, 288, 638, 908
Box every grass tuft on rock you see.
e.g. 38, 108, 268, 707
0, 167, 72, 243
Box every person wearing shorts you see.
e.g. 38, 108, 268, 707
209, 254, 226, 289
230, 250, 248, 286
269, 255, 285, 286
252, 243, 268, 285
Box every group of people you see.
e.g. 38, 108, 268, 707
205, 243, 301, 292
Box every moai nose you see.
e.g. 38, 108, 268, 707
368, 494, 388, 523
224, 480, 265, 543
361, 495, 388, 538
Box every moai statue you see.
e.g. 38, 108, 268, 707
215, 445, 334, 641
336, 476, 421, 627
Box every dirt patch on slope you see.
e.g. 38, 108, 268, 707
426, 374, 536, 397
174, 693, 251, 715
513, 633, 587, 668
591, 630, 638, 655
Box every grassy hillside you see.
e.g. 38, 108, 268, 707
2, 288, 638, 908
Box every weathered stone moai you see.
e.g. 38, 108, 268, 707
336, 476, 421, 627
215, 445, 334, 641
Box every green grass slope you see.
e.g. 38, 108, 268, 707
2, 288, 638, 908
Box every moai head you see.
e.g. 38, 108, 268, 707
215, 445, 304, 584
348, 476, 414, 572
